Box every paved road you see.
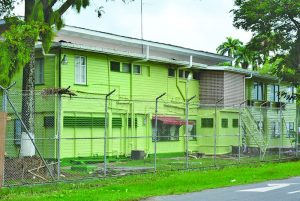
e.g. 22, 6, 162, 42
144, 177, 300, 201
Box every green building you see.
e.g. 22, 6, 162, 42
4, 26, 298, 159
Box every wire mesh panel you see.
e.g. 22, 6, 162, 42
0, 89, 298, 186
2, 91, 58, 186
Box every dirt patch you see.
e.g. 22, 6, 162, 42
4, 156, 57, 184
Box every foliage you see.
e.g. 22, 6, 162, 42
232, 0, 300, 85
216, 37, 262, 69
216, 37, 243, 58
1, 161, 300, 200
0, 18, 51, 86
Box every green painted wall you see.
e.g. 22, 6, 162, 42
4, 47, 298, 159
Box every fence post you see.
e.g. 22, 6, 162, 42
214, 97, 223, 166
279, 105, 282, 160
57, 94, 62, 180
296, 108, 299, 157
0, 112, 7, 187
185, 95, 196, 170
2, 91, 7, 112
104, 89, 116, 177
154, 93, 166, 173
238, 105, 241, 164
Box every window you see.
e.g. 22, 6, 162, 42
253, 82, 264, 101
270, 85, 280, 102
152, 120, 180, 141
201, 118, 213, 128
188, 121, 196, 140
178, 70, 194, 79
185, 71, 191, 78
221, 119, 228, 128
179, 70, 184, 78
35, 58, 44, 84
232, 119, 239, 128
288, 122, 294, 131
256, 121, 264, 131
193, 72, 200, 80
133, 64, 141, 74
110, 61, 120, 72
122, 63, 131, 73
271, 121, 280, 138
64, 116, 122, 128
44, 116, 54, 128
14, 119, 21, 145
286, 122, 295, 137
75, 56, 87, 84
287, 87, 295, 103
168, 68, 175, 77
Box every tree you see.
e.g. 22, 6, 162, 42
216, 37, 243, 58
217, 37, 261, 69
232, 0, 300, 85
0, 0, 128, 146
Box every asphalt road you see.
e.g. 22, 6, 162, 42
144, 177, 300, 201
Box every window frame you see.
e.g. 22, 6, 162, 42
74, 55, 87, 85
168, 68, 175, 77
271, 85, 280, 102
201, 118, 214, 128
221, 118, 228, 128
35, 58, 44, 85
232, 119, 239, 128
253, 82, 264, 101
110, 61, 121, 72
287, 87, 295, 103
152, 120, 180, 142
133, 64, 142, 74
188, 121, 197, 141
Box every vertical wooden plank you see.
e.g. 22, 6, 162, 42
0, 112, 7, 188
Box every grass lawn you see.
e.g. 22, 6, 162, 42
1, 160, 300, 201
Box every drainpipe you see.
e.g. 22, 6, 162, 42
189, 55, 193, 68
244, 73, 253, 106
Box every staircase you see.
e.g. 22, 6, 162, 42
241, 107, 268, 159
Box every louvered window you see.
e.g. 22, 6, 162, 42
64, 116, 122, 128
221, 119, 228, 128
232, 119, 239, 128
75, 56, 87, 84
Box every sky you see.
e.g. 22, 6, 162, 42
14, 0, 252, 53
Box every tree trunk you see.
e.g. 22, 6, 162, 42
21, 38, 35, 137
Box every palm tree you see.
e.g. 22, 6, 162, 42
234, 45, 251, 69
216, 37, 243, 58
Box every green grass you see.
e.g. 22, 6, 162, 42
1, 160, 300, 201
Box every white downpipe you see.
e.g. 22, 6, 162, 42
146, 45, 149, 60
42, 47, 56, 57
189, 55, 193, 68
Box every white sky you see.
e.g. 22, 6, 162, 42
14, 0, 252, 53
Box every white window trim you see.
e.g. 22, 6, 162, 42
75, 56, 87, 85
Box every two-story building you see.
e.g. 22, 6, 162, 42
3, 26, 297, 159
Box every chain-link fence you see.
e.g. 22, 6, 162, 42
0, 90, 299, 186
